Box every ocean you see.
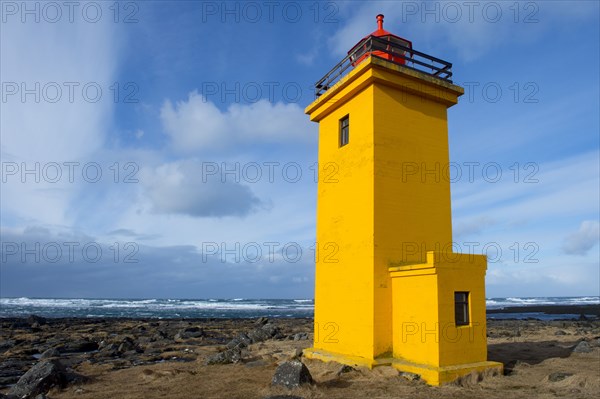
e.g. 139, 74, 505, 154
0, 296, 598, 320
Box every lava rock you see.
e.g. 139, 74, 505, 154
554, 330, 567, 336
400, 371, 420, 381
97, 343, 118, 357
0, 340, 17, 353
255, 317, 269, 326
548, 372, 573, 382
63, 370, 89, 385
58, 340, 98, 354
205, 348, 243, 365
503, 360, 530, 375
39, 348, 61, 359
26, 315, 47, 326
248, 323, 280, 343
271, 360, 313, 389
572, 340, 593, 353
116, 337, 136, 354
174, 326, 205, 340
0, 359, 36, 387
226, 333, 252, 350
336, 365, 355, 376
292, 333, 309, 341
8, 359, 66, 399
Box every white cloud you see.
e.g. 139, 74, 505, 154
140, 160, 264, 218
487, 259, 599, 297
1, 19, 117, 162
453, 151, 600, 223
326, 1, 599, 61
0, 226, 315, 299
563, 221, 600, 255
0, 16, 118, 228
160, 92, 313, 153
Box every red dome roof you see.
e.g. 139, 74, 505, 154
348, 14, 412, 66
351, 14, 412, 49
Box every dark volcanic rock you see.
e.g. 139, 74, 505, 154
400, 371, 421, 381
8, 359, 66, 398
271, 360, 313, 389
226, 333, 252, 350
503, 360, 530, 375
97, 342, 118, 358
205, 348, 243, 365
174, 326, 205, 340
1, 316, 313, 382
206, 321, 286, 365
63, 370, 89, 385
548, 372, 573, 382
26, 315, 47, 326
0, 340, 17, 352
336, 364, 355, 376
292, 332, 309, 341
39, 348, 61, 359
0, 359, 35, 387
58, 340, 98, 353
572, 340, 593, 353
248, 323, 280, 343
115, 336, 138, 354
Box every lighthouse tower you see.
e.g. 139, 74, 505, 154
304, 15, 502, 385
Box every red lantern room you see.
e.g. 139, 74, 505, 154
348, 14, 413, 66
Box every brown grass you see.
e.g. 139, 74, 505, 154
48, 323, 600, 399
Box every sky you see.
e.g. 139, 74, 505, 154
0, 0, 598, 299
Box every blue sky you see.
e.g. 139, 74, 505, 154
1, 1, 598, 299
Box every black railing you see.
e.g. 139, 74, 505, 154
314, 35, 453, 97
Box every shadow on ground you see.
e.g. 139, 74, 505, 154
488, 340, 576, 367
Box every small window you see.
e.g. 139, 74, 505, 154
339, 115, 349, 147
454, 292, 469, 326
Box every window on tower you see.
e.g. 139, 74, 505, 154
454, 292, 470, 326
339, 115, 349, 147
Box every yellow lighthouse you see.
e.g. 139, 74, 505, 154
304, 15, 502, 385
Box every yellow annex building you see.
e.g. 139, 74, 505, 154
303, 15, 503, 385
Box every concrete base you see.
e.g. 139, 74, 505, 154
390, 358, 503, 386
303, 347, 387, 369
303, 347, 503, 386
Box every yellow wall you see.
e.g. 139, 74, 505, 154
373, 83, 454, 264
389, 252, 488, 368
391, 271, 441, 366
306, 57, 499, 383
313, 84, 376, 359
436, 255, 489, 366
371, 78, 456, 357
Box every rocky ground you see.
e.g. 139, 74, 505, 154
0, 316, 599, 398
